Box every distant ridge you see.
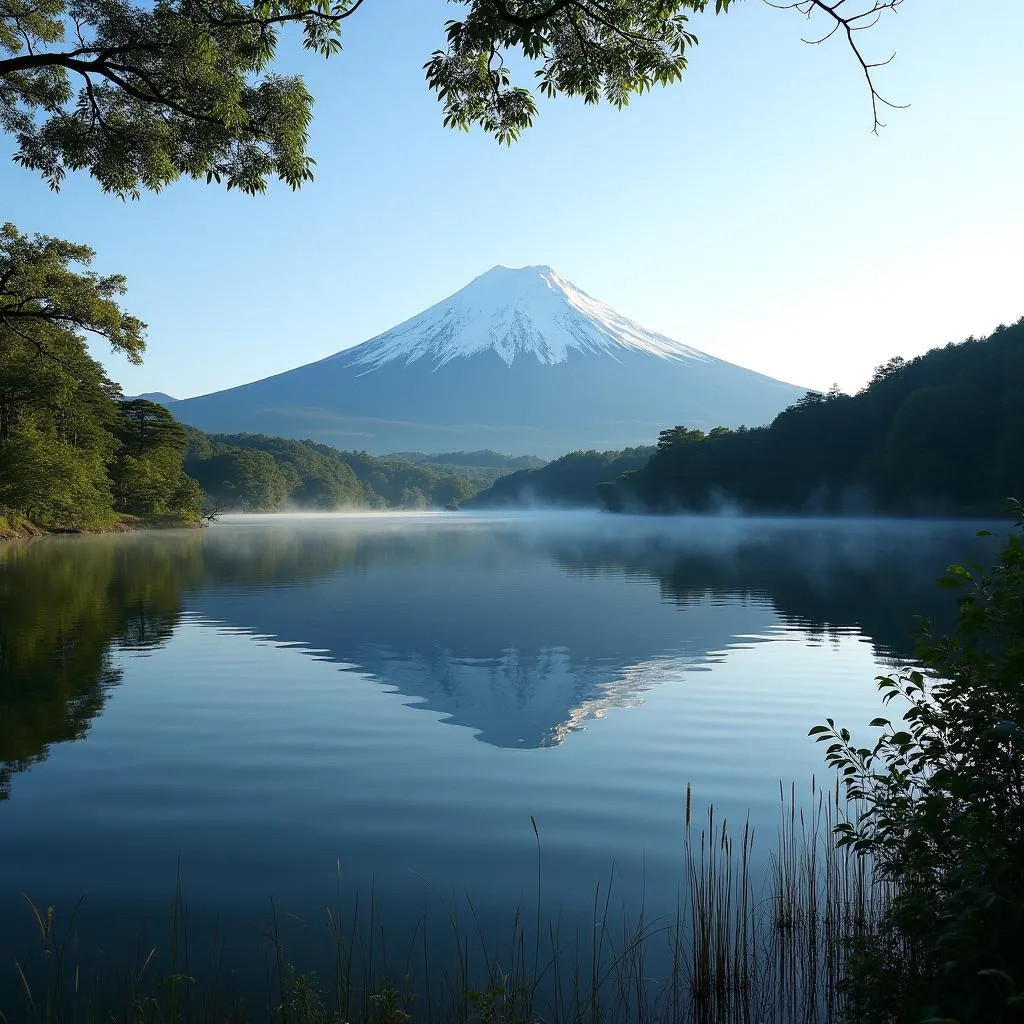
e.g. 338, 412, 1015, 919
128, 391, 178, 404
170, 266, 806, 457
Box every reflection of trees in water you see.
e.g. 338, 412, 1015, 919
0, 526, 376, 798
196, 520, 514, 585
0, 518, 1000, 790
546, 523, 999, 660
0, 534, 203, 798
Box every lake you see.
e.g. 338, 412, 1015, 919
0, 511, 1003, 1012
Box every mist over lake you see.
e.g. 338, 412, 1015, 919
0, 511, 1004, 1003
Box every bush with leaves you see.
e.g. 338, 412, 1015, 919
812, 500, 1024, 1023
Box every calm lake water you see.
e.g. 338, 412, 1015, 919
0, 511, 1004, 1004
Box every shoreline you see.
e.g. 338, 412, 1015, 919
0, 516, 201, 542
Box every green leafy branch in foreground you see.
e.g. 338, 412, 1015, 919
0, 222, 145, 364
812, 500, 1024, 1023
1, 0, 905, 196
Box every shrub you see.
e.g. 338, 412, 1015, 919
813, 500, 1024, 1022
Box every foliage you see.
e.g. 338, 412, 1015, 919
468, 446, 654, 508
386, 450, 547, 489
333, 448, 478, 510
657, 425, 708, 452
187, 442, 293, 512
812, 504, 1024, 1022
601, 319, 1024, 516
0, 0, 733, 194
185, 432, 481, 510
0, 0, 906, 196
0, 223, 145, 363
425, 0, 738, 144
110, 399, 203, 518
0, 226, 200, 529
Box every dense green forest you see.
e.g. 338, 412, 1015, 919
602, 319, 1023, 516
184, 431, 365, 511
185, 432, 484, 512
337, 449, 478, 509
0, 225, 203, 534
466, 447, 656, 508
386, 450, 547, 488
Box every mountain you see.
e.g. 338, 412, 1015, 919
129, 391, 178, 404
170, 266, 805, 458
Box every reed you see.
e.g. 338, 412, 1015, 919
2, 779, 894, 1024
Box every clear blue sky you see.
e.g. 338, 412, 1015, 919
3, 0, 1021, 399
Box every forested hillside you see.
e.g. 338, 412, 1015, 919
600, 319, 1024, 516
338, 450, 478, 509
185, 433, 481, 511
386, 450, 547, 488
466, 447, 655, 508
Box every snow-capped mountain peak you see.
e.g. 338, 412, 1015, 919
171, 263, 805, 457
341, 264, 709, 372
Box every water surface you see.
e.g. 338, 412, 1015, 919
0, 511, 1001, 999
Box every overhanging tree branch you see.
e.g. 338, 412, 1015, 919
765, 0, 906, 132
1, 0, 904, 195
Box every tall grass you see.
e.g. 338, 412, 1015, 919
2, 780, 893, 1024
681, 777, 891, 1024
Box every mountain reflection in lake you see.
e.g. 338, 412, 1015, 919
0, 512, 1003, 1000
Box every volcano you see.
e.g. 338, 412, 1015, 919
170, 265, 804, 456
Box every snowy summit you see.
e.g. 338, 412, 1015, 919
345, 265, 708, 371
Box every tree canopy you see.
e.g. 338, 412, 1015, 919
182, 431, 502, 511
0, 0, 903, 196
0, 224, 202, 529
597, 319, 1024, 517
0, 222, 145, 363
466, 445, 655, 508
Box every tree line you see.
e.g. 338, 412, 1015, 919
466, 446, 656, 508
541, 319, 1021, 517
185, 432, 484, 512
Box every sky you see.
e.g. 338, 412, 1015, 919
3, 0, 1022, 400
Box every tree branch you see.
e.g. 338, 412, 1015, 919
204, 0, 372, 32
487, 0, 577, 30
764, 0, 906, 132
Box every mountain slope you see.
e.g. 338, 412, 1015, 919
170, 266, 805, 457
